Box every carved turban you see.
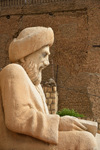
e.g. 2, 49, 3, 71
9, 27, 54, 62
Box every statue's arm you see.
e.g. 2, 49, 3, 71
0, 64, 59, 144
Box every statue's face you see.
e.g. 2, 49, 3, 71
21, 46, 50, 85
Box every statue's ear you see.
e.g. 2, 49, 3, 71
20, 58, 25, 63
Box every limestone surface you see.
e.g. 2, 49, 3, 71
79, 119, 98, 136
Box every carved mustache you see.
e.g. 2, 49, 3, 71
39, 61, 49, 71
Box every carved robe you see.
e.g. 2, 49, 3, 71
0, 64, 97, 150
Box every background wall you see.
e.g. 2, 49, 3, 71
0, 0, 100, 120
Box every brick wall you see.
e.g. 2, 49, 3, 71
42, 79, 58, 114
0, 0, 100, 122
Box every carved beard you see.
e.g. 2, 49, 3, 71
21, 61, 42, 85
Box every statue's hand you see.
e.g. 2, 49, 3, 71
59, 116, 87, 131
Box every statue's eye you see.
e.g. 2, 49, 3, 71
42, 52, 47, 57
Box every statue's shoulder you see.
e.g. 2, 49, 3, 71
0, 64, 26, 79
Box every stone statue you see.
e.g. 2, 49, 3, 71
0, 27, 98, 150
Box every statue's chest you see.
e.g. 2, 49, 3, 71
28, 83, 48, 114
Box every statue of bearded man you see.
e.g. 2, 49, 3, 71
0, 27, 98, 150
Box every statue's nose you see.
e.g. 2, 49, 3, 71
44, 60, 50, 67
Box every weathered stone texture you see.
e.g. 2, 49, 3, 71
0, 0, 100, 121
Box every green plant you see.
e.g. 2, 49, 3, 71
57, 108, 85, 118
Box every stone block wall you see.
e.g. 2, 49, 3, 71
42, 79, 58, 114
0, 0, 100, 122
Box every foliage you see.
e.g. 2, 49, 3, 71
57, 108, 85, 118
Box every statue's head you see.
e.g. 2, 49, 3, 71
9, 27, 54, 85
